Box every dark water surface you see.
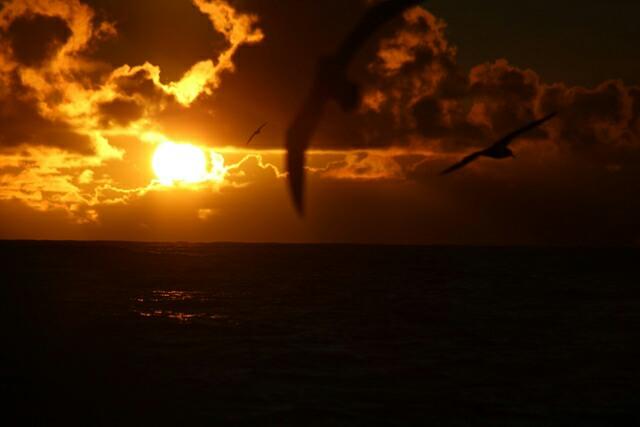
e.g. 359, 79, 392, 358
1, 241, 638, 425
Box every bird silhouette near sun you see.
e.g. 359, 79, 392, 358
247, 122, 267, 145
440, 112, 558, 175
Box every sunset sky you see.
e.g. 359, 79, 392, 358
0, 0, 638, 244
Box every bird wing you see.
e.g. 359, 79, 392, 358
494, 112, 558, 148
440, 151, 483, 175
333, 0, 424, 67
246, 123, 268, 145
286, 0, 422, 215
286, 87, 326, 214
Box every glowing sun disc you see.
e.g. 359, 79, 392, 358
152, 142, 208, 185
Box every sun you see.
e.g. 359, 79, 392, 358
153, 142, 207, 185
152, 141, 225, 186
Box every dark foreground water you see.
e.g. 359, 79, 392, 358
0, 241, 638, 425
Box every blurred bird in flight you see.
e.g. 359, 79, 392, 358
285, 0, 424, 215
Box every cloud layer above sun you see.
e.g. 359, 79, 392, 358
0, 0, 638, 244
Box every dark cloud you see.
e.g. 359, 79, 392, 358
353, 7, 640, 162
539, 80, 635, 150
97, 97, 144, 127
4, 14, 72, 67
467, 60, 541, 134
0, 75, 93, 153
411, 96, 484, 149
111, 69, 161, 100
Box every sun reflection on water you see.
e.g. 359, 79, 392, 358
133, 290, 226, 323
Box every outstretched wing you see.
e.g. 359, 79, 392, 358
440, 151, 483, 175
333, 0, 424, 67
494, 112, 558, 148
440, 113, 558, 175
247, 122, 268, 145
286, 87, 326, 214
286, 0, 422, 215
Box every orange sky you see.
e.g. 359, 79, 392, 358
0, 0, 639, 245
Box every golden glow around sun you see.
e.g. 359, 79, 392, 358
152, 141, 226, 186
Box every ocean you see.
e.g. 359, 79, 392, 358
1, 241, 638, 425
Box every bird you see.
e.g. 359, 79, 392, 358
286, 0, 424, 215
247, 122, 267, 145
440, 112, 558, 176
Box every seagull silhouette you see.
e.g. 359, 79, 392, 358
440, 112, 558, 176
247, 122, 267, 145
286, 0, 423, 215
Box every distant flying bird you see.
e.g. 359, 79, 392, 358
440, 112, 558, 176
247, 122, 267, 145
286, 0, 423, 215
